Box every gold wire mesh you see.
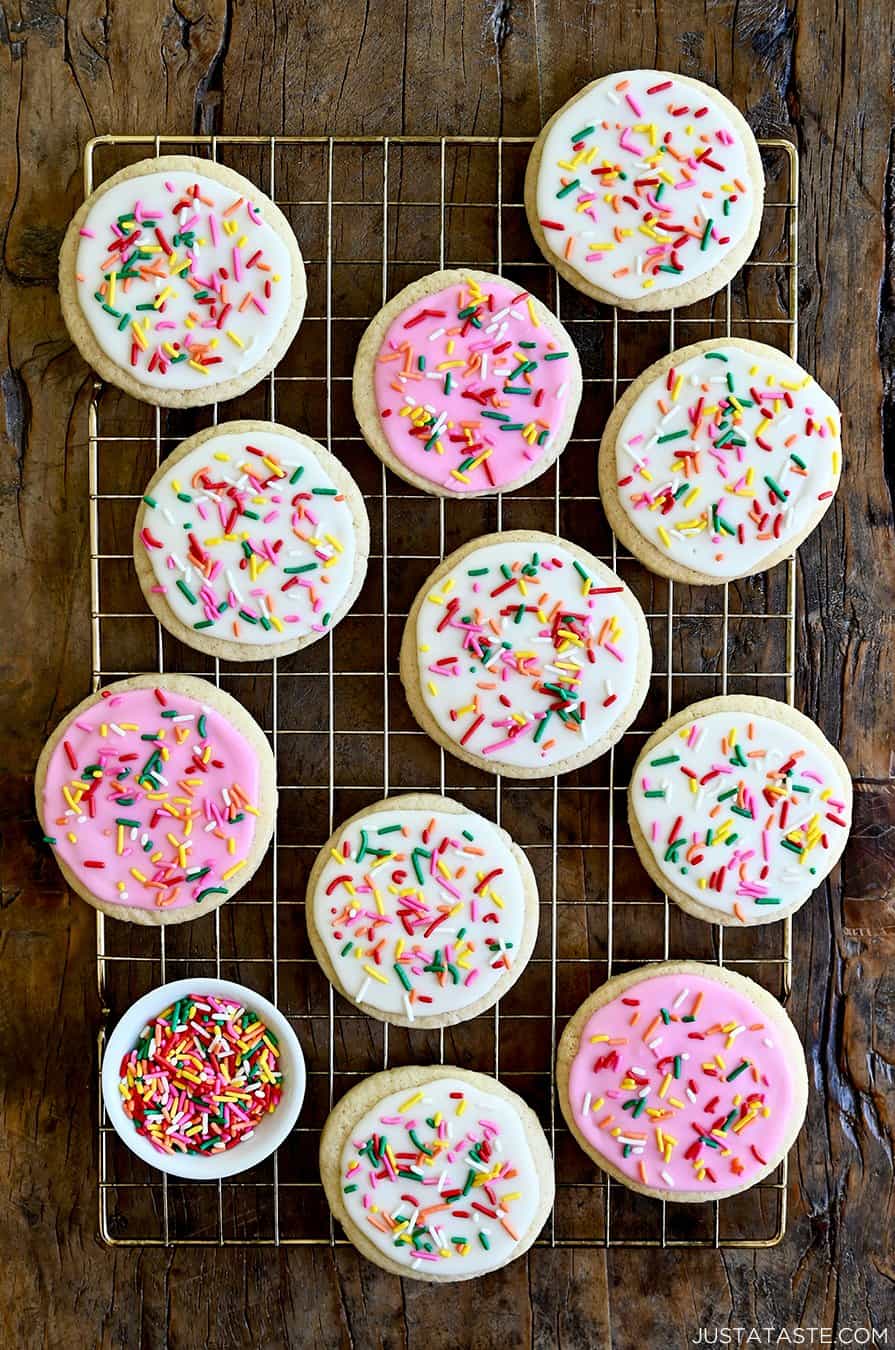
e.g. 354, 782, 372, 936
86, 133, 798, 1248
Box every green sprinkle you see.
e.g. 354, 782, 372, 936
543, 351, 569, 361
142, 494, 157, 508
556, 178, 580, 198
284, 563, 318, 574
570, 125, 594, 142
650, 754, 680, 766
289, 465, 305, 484
196, 886, 228, 902
193, 619, 214, 629
700, 219, 714, 251
726, 1060, 750, 1082
657, 429, 688, 443
764, 475, 789, 500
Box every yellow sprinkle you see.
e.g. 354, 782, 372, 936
362, 964, 389, 985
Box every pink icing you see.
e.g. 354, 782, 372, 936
372, 278, 574, 492
566, 972, 797, 1193
41, 686, 262, 912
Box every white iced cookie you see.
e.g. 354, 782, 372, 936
400, 530, 652, 779
305, 794, 538, 1026
59, 155, 306, 407
134, 421, 369, 660
599, 339, 842, 583
525, 70, 764, 310
628, 695, 852, 926
319, 1066, 554, 1281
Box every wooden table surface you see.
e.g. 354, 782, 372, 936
3, 1, 894, 1346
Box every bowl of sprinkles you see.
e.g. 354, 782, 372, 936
102, 978, 305, 1178
525, 70, 764, 310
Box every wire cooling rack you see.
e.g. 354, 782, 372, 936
86, 133, 799, 1249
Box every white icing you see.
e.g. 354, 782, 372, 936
74, 170, 294, 391
630, 709, 851, 919
611, 344, 841, 577
413, 538, 645, 770
339, 1076, 542, 1275
311, 806, 527, 1018
140, 428, 357, 646
535, 70, 758, 302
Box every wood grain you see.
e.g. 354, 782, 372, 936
2, 1, 894, 1345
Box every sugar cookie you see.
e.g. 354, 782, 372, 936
399, 530, 652, 778
59, 155, 305, 407
35, 675, 275, 924
306, 793, 538, 1026
525, 71, 763, 310
320, 1066, 554, 1280
628, 695, 852, 926
598, 339, 842, 583
134, 421, 369, 659
353, 269, 581, 495
557, 961, 808, 1201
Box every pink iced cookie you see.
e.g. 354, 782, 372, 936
354, 270, 582, 496
558, 963, 808, 1201
36, 675, 276, 925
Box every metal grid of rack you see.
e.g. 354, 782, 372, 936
87, 133, 798, 1249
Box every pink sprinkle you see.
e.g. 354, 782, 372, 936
625, 92, 643, 116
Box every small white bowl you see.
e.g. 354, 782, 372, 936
101, 977, 306, 1180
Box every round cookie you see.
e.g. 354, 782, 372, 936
525, 71, 764, 311
399, 530, 652, 779
320, 1065, 554, 1280
598, 339, 842, 584
627, 695, 852, 927
59, 155, 306, 407
305, 793, 539, 1027
134, 421, 369, 660
557, 961, 808, 1201
352, 269, 582, 496
35, 675, 276, 925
